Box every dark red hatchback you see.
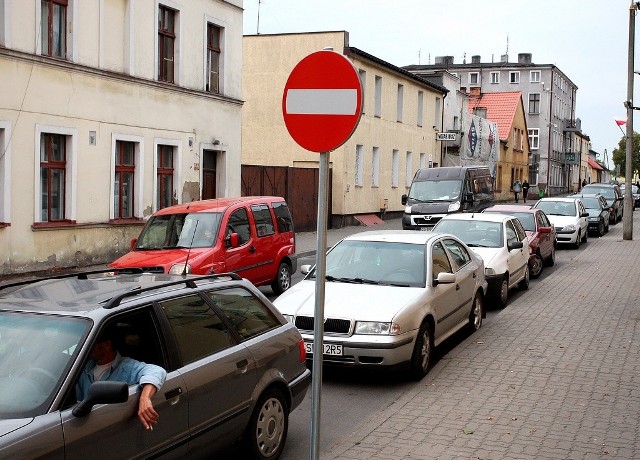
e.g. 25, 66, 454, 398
482, 205, 557, 278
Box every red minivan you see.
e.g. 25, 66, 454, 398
109, 197, 297, 293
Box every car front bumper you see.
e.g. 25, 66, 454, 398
555, 229, 579, 244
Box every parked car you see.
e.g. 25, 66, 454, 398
533, 197, 589, 248
0, 271, 310, 459
581, 183, 623, 223
568, 193, 610, 236
274, 230, 487, 379
619, 183, 640, 209
110, 197, 297, 294
431, 213, 530, 308
482, 204, 557, 278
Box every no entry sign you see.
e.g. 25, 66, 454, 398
282, 50, 363, 153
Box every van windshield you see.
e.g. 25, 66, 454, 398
136, 212, 223, 249
408, 180, 462, 202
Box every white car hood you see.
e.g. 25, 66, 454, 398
546, 215, 578, 227
468, 247, 501, 268
274, 280, 421, 322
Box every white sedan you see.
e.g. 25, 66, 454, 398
533, 197, 589, 248
432, 213, 531, 308
273, 230, 487, 379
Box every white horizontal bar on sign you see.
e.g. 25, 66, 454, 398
286, 89, 358, 115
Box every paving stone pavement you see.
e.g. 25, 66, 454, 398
322, 210, 640, 460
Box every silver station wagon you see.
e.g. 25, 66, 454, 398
274, 230, 488, 379
0, 271, 310, 459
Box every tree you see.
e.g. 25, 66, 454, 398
612, 132, 640, 178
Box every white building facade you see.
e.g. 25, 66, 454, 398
0, 0, 243, 275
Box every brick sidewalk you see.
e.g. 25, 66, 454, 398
324, 213, 640, 459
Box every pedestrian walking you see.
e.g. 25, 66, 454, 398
513, 179, 522, 203
522, 180, 530, 203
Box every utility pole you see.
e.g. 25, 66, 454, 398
257, 0, 262, 35
623, 1, 636, 240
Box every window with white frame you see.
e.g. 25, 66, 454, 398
509, 71, 520, 84
396, 84, 403, 122
111, 134, 142, 220
417, 91, 424, 127
355, 144, 364, 187
371, 146, 379, 187
40, 0, 70, 59
0, 121, 10, 224
391, 149, 399, 188
528, 93, 540, 114
157, 145, 175, 209
530, 70, 541, 83
0, 0, 7, 47
158, 4, 179, 83
434, 97, 441, 130
419, 152, 426, 169
35, 125, 77, 224
374, 76, 382, 117
359, 69, 366, 113
405, 151, 413, 187
206, 22, 222, 93
490, 71, 499, 84
528, 128, 539, 150
469, 72, 479, 86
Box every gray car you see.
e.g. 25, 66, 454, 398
0, 271, 310, 459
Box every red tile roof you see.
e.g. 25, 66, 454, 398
588, 157, 605, 170
468, 92, 523, 141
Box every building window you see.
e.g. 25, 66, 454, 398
41, 0, 67, 58
530, 70, 541, 83
391, 149, 399, 188
40, 133, 66, 221
359, 69, 366, 113
417, 91, 424, 127
114, 141, 135, 218
529, 93, 541, 114
405, 151, 413, 187
434, 97, 441, 130
469, 72, 479, 86
374, 76, 382, 117
158, 5, 176, 83
509, 71, 520, 84
157, 145, 174, 210
528, 129, 539, 150
396, 84, 404, 122
490, 71, 499, 84
0, 122, 10, 224
355, 144, 364, 187
419, 152, 426, 169
206, 23, 221, 93
371, 147, 379, 187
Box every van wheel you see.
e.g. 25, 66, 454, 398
271, 262, 292, 295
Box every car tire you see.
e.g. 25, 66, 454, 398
496, 275, 509, 308
530, 252, 543, 278
618, 211, 623, 222
545, 245, 556, 267
605, 220, 610, 233
245, 388, 289, 460
409, 320, 433, 380
597, 220, 605, 237
581, 229, 588, 243
467, 291, 484, 333
574, 232, 581, 249
271, 262, 292, 295
518, 265, 530, 290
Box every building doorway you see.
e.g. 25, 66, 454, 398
202, 149, 217, 199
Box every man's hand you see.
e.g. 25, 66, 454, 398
138, 384, 159, 430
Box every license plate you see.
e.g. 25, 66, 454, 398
304, 341, 343, 356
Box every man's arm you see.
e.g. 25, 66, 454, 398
138, 383, 159, 430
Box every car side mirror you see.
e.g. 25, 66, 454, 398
130, 238, 137, 250
226, 233, 239, 248
538, 227, 552, 234
401, 194, 408, 205
580, 212, 589, 218
300, 264, 311, 275
434, 272, 456, 286
508, 240, 524, 250
73, 381, 128, 417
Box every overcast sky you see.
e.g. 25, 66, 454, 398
243, 0, 638, 167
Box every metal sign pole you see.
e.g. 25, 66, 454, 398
310, 151, 329, 460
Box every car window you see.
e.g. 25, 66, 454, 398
512, 219, 527, 241
272, 201, 294, 233
442, 238, 471, 270
512, 212, 535, 232
226, 207, 251, 246
431, 241, 452, 280
161, 294, 234, 365
505, 220, 518, 245
251, 204, 275, 237
204, 287, 281, 341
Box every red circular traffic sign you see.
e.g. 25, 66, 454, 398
282, 50, 363, 153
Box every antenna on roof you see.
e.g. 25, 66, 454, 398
257, 0, 262, 35
182, 220, 199, 276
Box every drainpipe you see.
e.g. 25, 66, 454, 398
545, 72, 555, 196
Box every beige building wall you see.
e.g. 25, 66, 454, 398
0, 0, 243, 275
496, 98, 531, 201
243, 31, 445, 223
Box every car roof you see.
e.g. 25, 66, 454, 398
536, 197, 579, 203
484, 204, 535, 213
151, 196, 285, 216
438, 212, 514, 223
342, 229, 461, 245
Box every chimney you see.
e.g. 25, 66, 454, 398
470, 87, 482, 97
436, 55, 454, 66
473, 107, 487, 118
500, 54, 509, 63
472, 55, 481, 64
518, 53, 532, 64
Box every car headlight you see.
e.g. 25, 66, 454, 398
561, 224, 577, 232
448, 201, 461, 212
404, 206, 412, 214
588, 217, 598, 221
355, 321, 400, 335
485, 267, 496, 276
281, 314, 295, 324
169, 263, 191, 275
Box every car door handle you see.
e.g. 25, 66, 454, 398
165, 387, 183, 400
473, 273, 477, 279
236, 359, 249, 369
249, 246, 256, 253
455, 284, 460, 290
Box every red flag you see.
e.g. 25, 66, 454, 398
615, 118, 627, 126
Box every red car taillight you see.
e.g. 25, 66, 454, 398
297, 339, 307, 363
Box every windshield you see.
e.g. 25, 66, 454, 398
485, 211, 535, 232
136, 212, 223, 249
433, 219, 503, 248
0, 312, 90, 418
580, 197, 601, 209
408, 179, 461, 202
582, 186, 615, 200
308, 240, 426, 287
536, 201, 576, 217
